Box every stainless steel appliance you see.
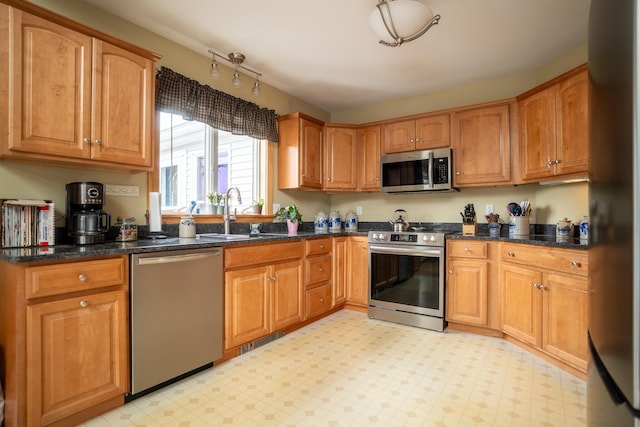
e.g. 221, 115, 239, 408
129, 248, 223, 399
65, 182, 110, 245
368, 230, 446, 331
588, 0, 640, 425
380, 148, 456, 193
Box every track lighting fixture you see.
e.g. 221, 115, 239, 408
207, 49, 262, 94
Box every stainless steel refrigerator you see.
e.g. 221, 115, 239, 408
588, 0, 640, 425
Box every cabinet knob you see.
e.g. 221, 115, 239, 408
464, 248, 470, 253
547, 160, 553, 166
507, 252, 515, 257
95, 139, 102, 145
319, 267, 324, 272
410, 138, 415, 143
83, 137, 91, 144
571, 260, 581, 267
319, 245, 325, 249
448, 269, 453, 274
327, 177, 331, 182
555, 159, 561, 164
539, 284, 547, 291
319, 298, 324, 303
456, 171, 460, 176
271, 276, 277, 281
78, 274, 87, 281
415, 138, 420, 142
79, 300, 89, 308
375, 177, 380, 181
533, 283, 539, 289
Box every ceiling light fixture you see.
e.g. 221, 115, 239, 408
207, 49, 262, 94
369, 0, 441, 47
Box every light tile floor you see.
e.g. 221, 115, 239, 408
81, 310, 586, 427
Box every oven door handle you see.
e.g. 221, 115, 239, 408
369, 244, 443, 257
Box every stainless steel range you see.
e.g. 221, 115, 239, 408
368, 230, 446, 332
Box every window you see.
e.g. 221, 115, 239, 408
159, 112, 262, 211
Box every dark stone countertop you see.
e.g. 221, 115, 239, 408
445, 232, 589, 250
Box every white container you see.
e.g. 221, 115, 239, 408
179, 216, 196, 238
509, 216, 530, 237
328, 210, 342, 233
344, 211, 358, 233
314, 211, 328, 233
579, 215, 589, 242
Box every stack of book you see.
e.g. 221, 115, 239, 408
1, 199, 55, 248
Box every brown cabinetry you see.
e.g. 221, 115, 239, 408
357, 125, 382, 191
0, 255, 129, 427
2, 8, 156, 170
452, 101, 513, 186
304, 237, 333, 318
332, 236, 348, 306
324, 125, 358, 190
499, 242, 589, 372
518, 65, 589, 181
346, 236, 369, 307
382, 114, 450, 154
277, 112, 324, 189
224, 241, 304, 349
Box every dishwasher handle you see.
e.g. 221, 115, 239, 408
136, 251, 221, 266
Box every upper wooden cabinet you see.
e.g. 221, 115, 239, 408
518, 65, 589, 181
324, 125, 358, 191
381, 114, 450, 154
451, 101, 514, 187
2, 8, 156, 171
357, 125, 381, 191
278, 112, 324, 190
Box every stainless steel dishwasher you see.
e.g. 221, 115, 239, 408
128, 247, 223, 399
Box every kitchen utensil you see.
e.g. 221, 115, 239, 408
507, 203, 522, 216
389, 209, 410, 231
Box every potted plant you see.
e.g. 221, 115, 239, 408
275, 204, 302, 236
251, 198, 264, 214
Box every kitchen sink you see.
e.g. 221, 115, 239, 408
197, 233, 253, 240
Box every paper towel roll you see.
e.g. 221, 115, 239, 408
149, 192, 162, 232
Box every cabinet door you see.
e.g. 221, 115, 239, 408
225, 266, 270, 349
519, 87, 557, 180
91, 40, 153, 167
555, 70, 589, 176
500, 263, 541, 346
415, 114, 450, 150
271, 260, 304, 331
452, 104, 511, 186
382, 120, 414, 154
357, 125, 381, 190
8, 10, 92, 159
542, 272, 588, 371
332, 236, 348, 306
446, 259, 488, 326
347, 237, 369, 306
324, 126, 357, 190
300, 118, 323, 188
27, 290, 128, 426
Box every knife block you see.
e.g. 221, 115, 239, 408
462, 220, 477, 236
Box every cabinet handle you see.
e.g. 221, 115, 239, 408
571, 260, 581, 267
319, 267, 324, 272
79, 300, 89, 308
375, 177, 380, 181
409, 138, 415, 143
555, 159, 561, 164
464, 248, 470, 253
507, 252, 515, 257
327, 177, 331, 182
448, 269, 453, 274
319, 298, 324, 303
415, 138, 420, 142
456, 171, 460, 176
271, 276, 277, 281
547, 160, 553, 166
539, 284, 547, 291
95, 139, 102, 145
78, 274, 87, 281
83, 137, 91, 144
532, 283, 539, 289
319, 245, 324, 249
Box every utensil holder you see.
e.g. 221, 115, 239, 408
462, 220, 477, 236
509, 216, 530, 237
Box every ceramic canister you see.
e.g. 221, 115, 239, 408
328, 210, 342, 233
344, 211, 358, 232
314, 211, 328, 233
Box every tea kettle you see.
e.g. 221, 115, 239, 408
388, 209, 410, 232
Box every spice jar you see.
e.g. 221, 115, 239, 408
115, 217, 138, 241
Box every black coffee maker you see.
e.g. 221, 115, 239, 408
66, 182, 111, 245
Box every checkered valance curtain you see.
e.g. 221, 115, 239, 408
155, 66, 279, 142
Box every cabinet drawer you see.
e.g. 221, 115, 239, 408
225, 241, 303, 269
447, 241, 488, 259
500, 243, 588, 276
306, 254, 332, 285
305, 238, 332, 256
26, 257, 127, 299
305, 284, 332, 318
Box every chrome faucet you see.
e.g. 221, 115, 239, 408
223, 186, 242, 234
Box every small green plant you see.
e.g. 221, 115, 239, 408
253, 198, 264, 206
206, 192, 222, 205
275, 204, 302, 222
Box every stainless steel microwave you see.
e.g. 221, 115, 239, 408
380, 148, 456, 193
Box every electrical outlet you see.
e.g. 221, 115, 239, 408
485, 204, 494, 215
356, 206, 363, 216
105, 184, 139, 197
273, 203, 280, 213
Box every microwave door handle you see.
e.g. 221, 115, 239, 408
428, 150, 434, 189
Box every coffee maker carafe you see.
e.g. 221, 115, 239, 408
66, 182, 110, 245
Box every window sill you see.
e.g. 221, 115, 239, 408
160, 213, 274, 225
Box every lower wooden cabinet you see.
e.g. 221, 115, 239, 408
304, 238, 333, 319
332, 236, 348, 306
0, 255, 129, 427
500, 243, 589, 372
446, 240, 499, 329
27, 290, 128, 426
346, 236, 368, 307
